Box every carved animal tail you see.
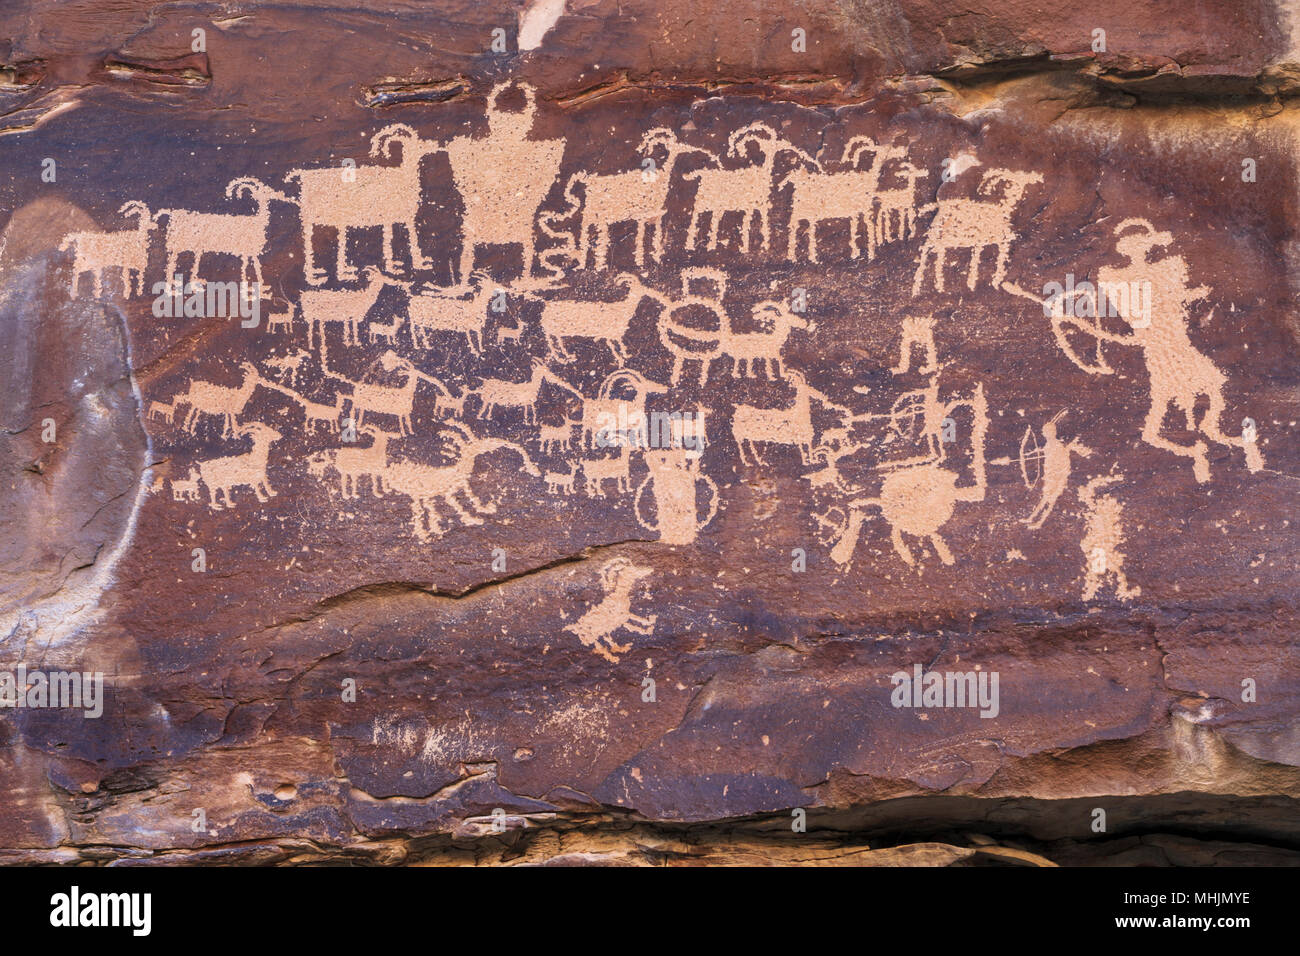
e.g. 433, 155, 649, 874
536, 173, 587, 280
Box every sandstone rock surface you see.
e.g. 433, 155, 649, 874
1, 0, 1298, 864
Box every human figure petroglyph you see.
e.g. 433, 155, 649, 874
912, 168, 1043, 295
581, 369, 670, 449
405, 271, 495, 354
287, 124, 439, 284
1078, 473, 1140, 602
155, 178, 292, 291
683, 123, 818, 254
856, 366, 959, 468
555, 127, 703, 271
264, 348, 311, 387
439, 82, 565, 283
193, 422, 282, 511
475, 358, 583, 425
61, 200, 152, 297
782, 137, 908, 263
322, 349, 455, 436
823, 383, 988, 568
891, 315, 938, 375
564, 557, 657, 663
533, 272, 655, 363
874, 161, 930, 248
171, 361, 263, 438
300, 266, 394, 349
732, 371, 848, 466
383, 422, 541, 540
1018, 219, 1264, 483
635, 449, 719, 545
1023, 412, 1091, 529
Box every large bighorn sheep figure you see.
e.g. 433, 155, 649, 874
155, 178, 293, 290
782, 137, 907, 263
911, 168, 1044, 295
60, 200, 153, 297
286, 124, 438, 285
682, 123, 817, 254
557, 127, 703, 271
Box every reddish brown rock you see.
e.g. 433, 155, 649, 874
0, 0, 1298, 864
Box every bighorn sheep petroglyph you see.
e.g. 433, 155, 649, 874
61, 200, 153, 297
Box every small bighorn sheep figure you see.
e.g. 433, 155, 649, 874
193, 422, 283, 511
61, 200, 153, 297
564, 557, 657, 663
154, 177, 293, 291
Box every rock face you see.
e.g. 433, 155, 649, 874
1, 1, 1298, 865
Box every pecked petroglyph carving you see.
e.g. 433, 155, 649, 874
155, 178, 292, 290
635, 448, 719, 545
147, 400, 175, 424
257, 376, 347, 435
382, 422, 541, 540
580, 369, 668, 449
539, 416, 579, 455
1078, 473, 1140, 602
1021, 219, 1264, 484
654, 270, 813, 385
300, 266, 394, 348
891, 315, 938, 376
322, 349, 455, 436
367, 311, 404, 345
783, 137, 908, 263
874, 161, 931, 250
193, 422, 283, 511
1017, 412, 1092, 530
564, 557, 656, 663
307, 426, 399, 499
912, 168, 1043, 295
555, 128, 702, 271
264, 347, 311, 387
544, 463, 578, 495
823, 383, 987, 568
405, 271, 495, 354
169, 467, 201, 502
532, 272, 654, 363
475, 357, 582, 425
61, 200, 152, 297
683, 123, 817, 254
287, 124, 439, 284
170, 361, 263, 438
732, 370, 848, 466
265, 299, 295, 334
440, 82, 564, 283
583, 442, 633, 498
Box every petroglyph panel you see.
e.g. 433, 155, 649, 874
1, 0, 1298, 863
